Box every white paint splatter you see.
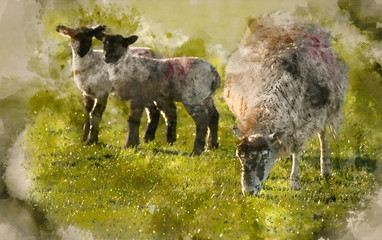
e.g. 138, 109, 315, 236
0, 223, 29, 240
343, 189, 382, 240
4, 129, 31, 200
58, 225, 95, 240
134, 16, 189, 56
0, 0, 42, 99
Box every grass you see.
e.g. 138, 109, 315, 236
22, 84, 382, 240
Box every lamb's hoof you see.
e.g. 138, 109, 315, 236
86, 138, 98, 145
191, 148, 203, 156
207, 142, 219, 150
290, 179, 301, 190
166, 138, 176, 145
144, 134, 155, 143
124, 142, 139, 149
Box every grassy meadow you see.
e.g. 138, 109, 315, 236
24, 85, 381, 240
17, 0, 382, 239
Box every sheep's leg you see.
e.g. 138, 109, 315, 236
290, 152, 301, 190
156, 100, 177, 144
206, 99, 219, 150
88, 93, 108, 144
125, 103, 144, 148
184, 104, 208, 155
144, 103, 160, 143
82, 94, 95, 142
318, 130, 331, 177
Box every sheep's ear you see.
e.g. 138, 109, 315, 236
92, 24, 107, 32
122, 35, 138, 47
269, 131, 284, 144
91, 25, 107, 41
56, 25, 75, 38
232, 125, 243, 139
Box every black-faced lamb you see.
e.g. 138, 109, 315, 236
224, 12, 349, 195
56, 25, 175, 144
102, 34, 221, 155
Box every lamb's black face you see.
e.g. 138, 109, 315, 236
103, 35, 126, 63
56, 25, 106, 58
71, 30, 94, 58
103, 34, 138, 63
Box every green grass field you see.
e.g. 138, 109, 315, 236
24, 84, 381, 239
18, 1, 382, 239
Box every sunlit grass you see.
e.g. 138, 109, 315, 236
24, 88, 381, 240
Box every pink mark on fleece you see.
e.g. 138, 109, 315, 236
130, 48, 152, 58
306, 32, 338, 76
164, 58, 194, 81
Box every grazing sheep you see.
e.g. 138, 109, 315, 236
102, 34, 220, 155
224, 12, 349, 195
56, 25, 173, 144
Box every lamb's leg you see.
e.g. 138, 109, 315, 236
156, 100, 177, 144
88, 93, 108, 144
318, 130, 331, 177
183, 104, 208, 155
290, 152, 301, 190
144, 103, 160, 143
206, 99, 219, 150
82, 94, 95, 142
125, 103, 144, 148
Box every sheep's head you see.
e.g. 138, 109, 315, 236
56, 25, 107, 57
236, 132, 283, 196
103, 34, 138, 63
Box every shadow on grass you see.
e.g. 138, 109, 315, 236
330, 155, 378, 173
354, 155, 378, 172
151, 148, 182, 156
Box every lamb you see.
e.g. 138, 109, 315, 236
102, 34, 221, 155
56, 25, 174, 144
223, 12, 349, 195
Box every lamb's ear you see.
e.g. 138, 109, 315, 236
122, 35, 138, 47
56, 25, 75, 38
91, 25, 107, 41
269, 131, 284, 144
232, 125, 244, 139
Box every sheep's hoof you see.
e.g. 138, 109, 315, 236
144, 134, 155, 143
320, 171, 331, 179
290, 179, 301, 190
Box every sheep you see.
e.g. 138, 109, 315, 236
223, 12, 349, 195
102, 34, 221, 155
56, 25, 174, 144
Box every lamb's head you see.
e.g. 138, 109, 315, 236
56, 25, 107, 57
236, 132, 283, 196
103, 34, 138, 63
